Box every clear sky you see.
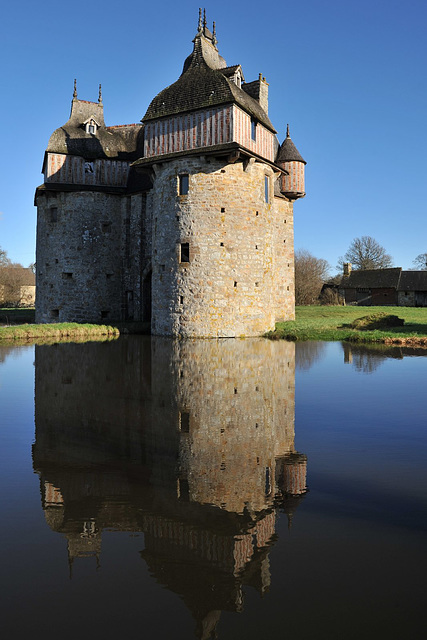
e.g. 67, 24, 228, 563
0, 0, 425, 274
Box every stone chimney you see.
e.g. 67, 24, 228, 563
343, 263, 352, 277
242, 74, 269, 114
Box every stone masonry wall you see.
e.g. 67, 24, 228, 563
150, 156, 294, 337
273, 194, 295, 321
36, 190, 125, 323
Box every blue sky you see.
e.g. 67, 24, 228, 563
0, 0, 425, 273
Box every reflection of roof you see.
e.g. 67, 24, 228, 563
142, 31, 275, 132
340, 268, 402, 289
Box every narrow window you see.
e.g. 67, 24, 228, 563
101, 221, 111, 233
178, 478, 190, 501
221, 207, 225, 213
179, 295, 184, 305
251, 118, 257, 142
178, 174, 189, 195
264, 175, 269, 203
180, 243, 190, 263
179, 411, 190, 433
50, 207, 58, 222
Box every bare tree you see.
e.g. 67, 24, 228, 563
337, 236, 393, 271
295, 249, 330, 305
0, 247, 10, 268
413, 253, 427, 270
0, 248, 29, 306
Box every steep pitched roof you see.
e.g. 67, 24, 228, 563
277, 125, 306, 164
340, 268, 402, 289
142, 26, 275, 132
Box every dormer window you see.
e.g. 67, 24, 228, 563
83, 117, 100, 135
234, 70, 242, 88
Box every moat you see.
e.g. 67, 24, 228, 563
1, 338, 426, 639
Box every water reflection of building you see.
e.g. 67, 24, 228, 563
342, 342, 427, 374
33, 337, 307, 639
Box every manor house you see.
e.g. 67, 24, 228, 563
35, 10, 306, 337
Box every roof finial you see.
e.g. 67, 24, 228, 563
203, 8, 207, 30
212, 21, 217, 46
98, 83, 103, 104
198, 7, 202, 32
286, 123, 290, 138
73, 78, 77, 99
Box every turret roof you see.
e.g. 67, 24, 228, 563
277, 125, 306, 164
142, 16, 275, 132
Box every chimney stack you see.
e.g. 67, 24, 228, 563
343, 263, 352, 277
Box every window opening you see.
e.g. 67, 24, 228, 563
179, 174, 189, 195
251, 118, 257, 142
180, 243, 190, 263
264, 176, 269, 203
179, 412, 190, 433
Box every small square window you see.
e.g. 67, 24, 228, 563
178, 174, 189, 195
180, 243, 190, 263
62, 272, 73, 280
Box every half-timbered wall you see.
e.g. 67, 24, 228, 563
143, 105, 278, 162
144, 106, 234, 157
232, 105, 277, 162
281, 160, 305, 194
45, 152, 130, 187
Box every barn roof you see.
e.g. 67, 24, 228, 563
340, 268, 402, 289
398, 271, 427, 291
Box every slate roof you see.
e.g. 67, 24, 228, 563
46, 98, 144, 161
398, 271, 427, 291
339, 268, 402, 289
142, 30, 275, 132
277, 126, 306, 164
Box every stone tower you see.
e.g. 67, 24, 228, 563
35, 11, 306, 337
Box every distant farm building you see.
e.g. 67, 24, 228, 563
339, 264, 427, 306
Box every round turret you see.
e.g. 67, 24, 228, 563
277, 125, 306, 199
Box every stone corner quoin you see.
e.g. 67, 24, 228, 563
34, 12, 306, 338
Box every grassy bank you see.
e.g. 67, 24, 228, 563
268, 306, 427, 343
0, 322, 119, 344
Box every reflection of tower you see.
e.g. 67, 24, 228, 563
33, 337, 307, 638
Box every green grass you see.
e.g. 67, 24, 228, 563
268, 306, 427, 343
0, 322, 119, 344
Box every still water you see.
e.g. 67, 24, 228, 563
0, 338, 426, 640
